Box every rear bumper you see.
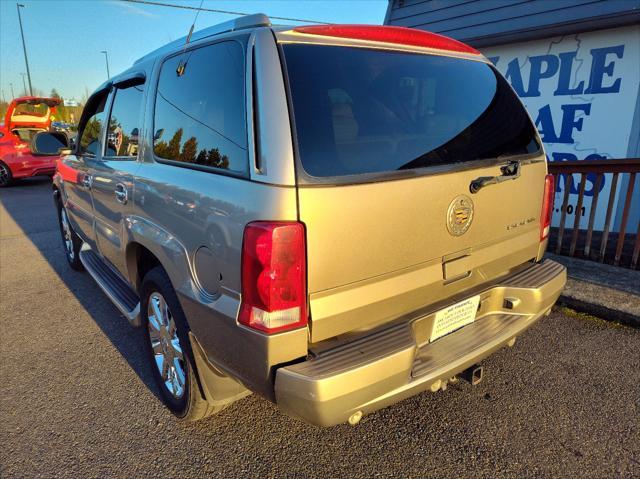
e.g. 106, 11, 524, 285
12, 164, 56, 178
275, 259, 566, 426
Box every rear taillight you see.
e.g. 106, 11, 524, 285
540, 174, 555, 241
239, 221, 307, 334
293, 25, 480, 55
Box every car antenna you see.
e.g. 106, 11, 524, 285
176, 0, 204, 77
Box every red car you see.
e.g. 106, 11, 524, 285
0, 96, 63, 187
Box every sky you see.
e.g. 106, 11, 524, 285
0, 0, 388, 102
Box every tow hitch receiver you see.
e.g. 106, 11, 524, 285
461, 364, 484, 386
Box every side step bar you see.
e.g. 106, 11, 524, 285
79, 246, 141, 326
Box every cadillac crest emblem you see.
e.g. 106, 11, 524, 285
447, 195, 474, 236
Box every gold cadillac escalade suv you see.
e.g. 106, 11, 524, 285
49, 15, 566, 427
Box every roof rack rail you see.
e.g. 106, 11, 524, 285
134, 13, 271, 65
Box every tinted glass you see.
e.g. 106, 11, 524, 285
106, 85, 144, 157
13, 129, 40, 142
153, 41, 247, 173
33, 132, 68, 155
283, 45, 540, 178
78, 95, 107, 156
12, 102, 49, 118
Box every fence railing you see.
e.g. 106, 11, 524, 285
547, 159, 639, 270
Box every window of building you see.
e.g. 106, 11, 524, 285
153, 40, 247, 174
105, 85, 144, 158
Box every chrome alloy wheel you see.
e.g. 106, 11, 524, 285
0, 163, 10, 186
147, 292, 186, 399
60, 208, 74, 260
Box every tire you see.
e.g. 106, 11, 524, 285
56, 198, 84, 271
141, 266, 213, 421
0, 161, 13, 187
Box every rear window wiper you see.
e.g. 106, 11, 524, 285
469, 159, 521, 194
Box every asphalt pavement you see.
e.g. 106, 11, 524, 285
1, 178, 639, 478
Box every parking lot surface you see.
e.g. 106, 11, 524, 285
1, 179, 639, 478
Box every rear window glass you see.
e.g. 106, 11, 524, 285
11, 103, 49, 120
11, 103, 49, 119
282, 45, 540, 179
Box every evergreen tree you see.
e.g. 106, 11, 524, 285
180, 136, 198, 163
206, 148, 230, 169
195, 149, 207, 165
154, 141, 169, 158
166, 128, 183, 160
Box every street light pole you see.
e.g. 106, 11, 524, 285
16, 3, 33, 96
20, 73, 28, 96
100, 50, 110, 79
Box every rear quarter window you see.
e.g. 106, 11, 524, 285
153, 40, 248, 174
282, 44, 540, 180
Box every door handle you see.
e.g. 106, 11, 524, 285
82, 174, 92, 189
115, 183, 128, 204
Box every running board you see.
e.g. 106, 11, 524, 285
79, 246, 141, 326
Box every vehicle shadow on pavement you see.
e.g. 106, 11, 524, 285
0, 178, 163, 403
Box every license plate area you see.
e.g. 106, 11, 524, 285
430, 295, 480, 342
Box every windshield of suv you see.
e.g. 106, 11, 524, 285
282, 44, 540, 179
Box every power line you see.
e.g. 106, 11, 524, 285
121, 0, 326, 24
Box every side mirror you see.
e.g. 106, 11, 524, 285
31, 131, 70, 156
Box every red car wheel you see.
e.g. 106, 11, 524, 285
0, 162, 13, 187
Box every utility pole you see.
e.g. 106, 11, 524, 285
10, 83, 15, 99
20, 73, 28, 96
100, 50, 110, 79
16, 3, 33, 96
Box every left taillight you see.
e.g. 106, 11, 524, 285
239, 221, 307, 334
540, 174, 555, 241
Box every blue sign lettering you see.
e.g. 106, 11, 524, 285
558, 104, 591, 143
585, 45, 624, 94
525, 54, 559, 97
505, 58, 526, 96
535, 105, 560, 142
554, 51, 585, 96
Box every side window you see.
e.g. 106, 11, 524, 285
78, 94, 107, 156
153, 40, 247, 174
105, 85, 144, 158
